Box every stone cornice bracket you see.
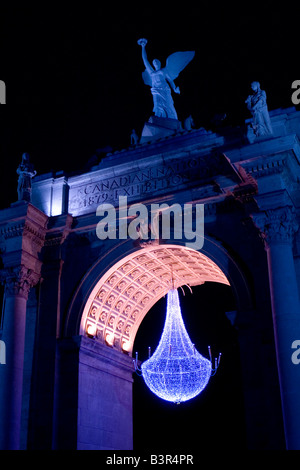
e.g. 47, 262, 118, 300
232, 164, 258, 203
44, 213, 73, 247
251, 206, 299, 248
0, 265, 41, 299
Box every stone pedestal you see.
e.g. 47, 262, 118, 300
140, 116, 182, 144
252, 206, 300, 449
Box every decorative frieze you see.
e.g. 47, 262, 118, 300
68, 152, 242, 216
0, 219, 46, 249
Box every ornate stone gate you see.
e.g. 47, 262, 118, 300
0, 107, 300, 449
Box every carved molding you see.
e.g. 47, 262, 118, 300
0, 222, 26, 240
0, 205, 48, 256
251, 206, 299, 247
44, 214, 73, 247
68, 152, 242, 216
242, 156, 287, 179
232, 165, 258, 203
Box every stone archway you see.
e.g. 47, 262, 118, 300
80, 244, 229, 356
58, 240, 253, 450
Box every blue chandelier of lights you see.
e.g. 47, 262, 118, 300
134, 288, 221, 404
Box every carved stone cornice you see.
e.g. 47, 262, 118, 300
0, 203, 48, 261
67, 152, 243, 217
232, 165, 258, 203
0, 265, 41, 299
251, 206, 299, 248
44, 213, 73, 247
0, 220, 45, 245
241, 155, 287, 179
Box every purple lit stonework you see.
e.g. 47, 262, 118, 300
0, 107, 300, 451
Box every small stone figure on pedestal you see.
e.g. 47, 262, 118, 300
183, 115, 195, 131
17, 153, 37, 202
130, 129, 139, 145
245, 81, 273, 142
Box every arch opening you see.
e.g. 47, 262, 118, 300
80, 244, 230, 355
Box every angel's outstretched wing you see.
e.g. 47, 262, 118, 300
164, 51, 195, 80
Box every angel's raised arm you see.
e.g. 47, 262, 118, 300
138, 38, 154, 74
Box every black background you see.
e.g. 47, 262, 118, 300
0, 2, 299, 208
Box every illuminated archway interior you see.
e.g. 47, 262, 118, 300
80, 244, 229, 355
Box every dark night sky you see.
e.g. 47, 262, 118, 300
0, 2, 299, 208
0, 3, 298, 452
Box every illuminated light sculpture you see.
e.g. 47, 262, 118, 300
134, 288, 221, 404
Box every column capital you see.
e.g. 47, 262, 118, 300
251, 206, 299, 248
0, 265, 41, 299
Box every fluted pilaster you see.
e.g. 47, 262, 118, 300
251, 205, 300, 449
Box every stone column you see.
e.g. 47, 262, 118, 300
252, 206, 300, 449
0, 266, 40, 449
0, 203, 48, 449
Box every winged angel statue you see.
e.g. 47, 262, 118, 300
138, 38, 195, 120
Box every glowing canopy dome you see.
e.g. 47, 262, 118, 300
141, 288, 212, 404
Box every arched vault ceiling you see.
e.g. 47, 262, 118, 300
81, 244, 229, 355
